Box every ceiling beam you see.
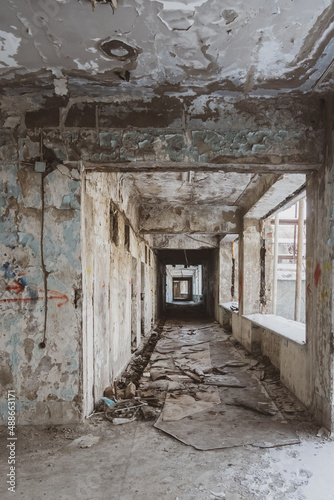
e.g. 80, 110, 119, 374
77, 160, 321, 174
140, 203, 241, 235
153, 233, 219, 249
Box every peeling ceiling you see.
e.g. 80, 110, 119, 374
0, 0, 333, 96
0, 1, 324, 237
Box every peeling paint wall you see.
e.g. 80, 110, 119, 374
0, 163, 82, 424
82, 171, 158, 417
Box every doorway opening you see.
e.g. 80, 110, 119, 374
173, 277, 193, 301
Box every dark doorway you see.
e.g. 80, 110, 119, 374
131, 256, 138, 352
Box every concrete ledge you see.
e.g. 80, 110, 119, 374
218, 302, 239, 332
244, 313, 306, 345
216, 309, 311, 409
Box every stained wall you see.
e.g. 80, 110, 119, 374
0, 163, 82, 424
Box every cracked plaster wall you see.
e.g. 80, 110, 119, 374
0, 162, 82, 424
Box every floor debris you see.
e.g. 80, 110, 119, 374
146, 308, 301, 450
105, 399, 147, 423
67, 435, 100, 449
93, 305, 304, 452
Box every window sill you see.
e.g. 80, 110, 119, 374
243, 313, 306, 345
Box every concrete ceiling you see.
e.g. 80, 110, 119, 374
0, 0, 333, 97
125, 171, 260, 205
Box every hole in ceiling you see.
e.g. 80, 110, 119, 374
100, 39, 137, 61
115, 70, 130, 82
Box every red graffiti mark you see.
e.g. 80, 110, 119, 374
0, 289, 69, 307
6, 280, 25, 294
307, 284, 312, 296
102, 281, 105, 288
0, 297, 41, 304
314, 263, 322, 287
47, 290, 69, 307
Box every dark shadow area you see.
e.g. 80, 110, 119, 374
165, 301, 208, 320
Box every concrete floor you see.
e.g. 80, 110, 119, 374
1, 305, 334, 500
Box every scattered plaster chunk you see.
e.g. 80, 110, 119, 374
54, 78, 68, 96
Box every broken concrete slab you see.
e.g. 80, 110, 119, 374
204, 375, 246, 388
161, 390, 220, 422
155, 405, 300, 450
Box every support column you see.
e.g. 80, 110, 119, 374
239, 218, 261, 315
294, 199, 305, 322
219, 240, 233, 303
272, 215, 279, 315
306, 98, 334, 431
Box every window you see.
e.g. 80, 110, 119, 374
271, 197, 306, 323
